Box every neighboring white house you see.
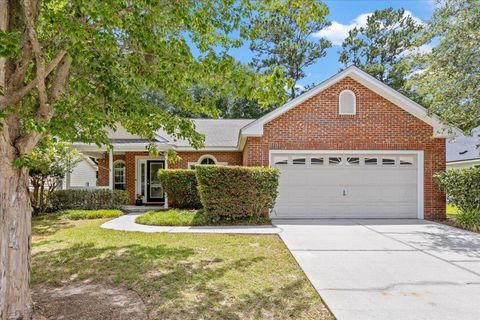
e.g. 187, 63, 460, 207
61, 154, 98, 189
447, 128, 480, 169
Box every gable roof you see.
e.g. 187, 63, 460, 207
446, 127, 480, 163
240, 66, 450, 138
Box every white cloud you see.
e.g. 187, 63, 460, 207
402, 43, 433, 57
313, 13, 372, 46
313, 11, 424, 46
294, 83, 305, 91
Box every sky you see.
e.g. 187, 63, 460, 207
228, 0, 437, 89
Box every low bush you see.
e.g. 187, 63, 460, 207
455, 209, 480, 232
57, 210, 123, 220
195, 166, 279, 219
51, 189, 129, 211
157, 169, 202, 209
435, 168, 480, 212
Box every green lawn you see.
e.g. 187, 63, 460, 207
136, 209, 270, 226
32, 217, 332, 320
56, 209, 123, 220
447, 204, 460, 217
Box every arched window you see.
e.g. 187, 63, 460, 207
113, 161, 126, 190
339, 90, 356, 115
189, 155, 220, 168
200, 156, 216, 165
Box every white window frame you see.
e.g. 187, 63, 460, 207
339, 90, 356, 115
135, 155, 169, 209
269, 150, 424, 219
113, 160, 126, 190
188, 154, 227, 168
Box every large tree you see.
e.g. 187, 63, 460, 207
248, 0, 331, 99
409, 0, 480, 133
339, 8, 426, 96
0, 1, 289, 318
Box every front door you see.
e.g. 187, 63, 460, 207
146, 160, 165, 202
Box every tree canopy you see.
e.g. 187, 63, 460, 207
248, 0, 331, 99
339, 8, 426, 97
0, 0, 295, 317
0, 0, 289, 155
409, 0, 480, 133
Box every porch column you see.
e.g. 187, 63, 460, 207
65, 172, 71, 189
164, 151, 168, 209
109, 149, 114, 190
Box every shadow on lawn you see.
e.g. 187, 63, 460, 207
32, 216, 73, 236
32, 241, 325, 319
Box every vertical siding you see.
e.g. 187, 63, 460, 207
69, 158, 97, 187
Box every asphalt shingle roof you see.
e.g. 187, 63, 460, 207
108, 119, 254, 148
160, 119, 254, 148
446, 128, 480, 162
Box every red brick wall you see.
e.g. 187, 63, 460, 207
97, 151, 243, 204
171, 151, 243, 169
97, 154, 126, 186
242, 76, 446, 220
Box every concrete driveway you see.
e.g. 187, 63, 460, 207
274, 219, 480, 320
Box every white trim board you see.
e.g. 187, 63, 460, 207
242, 66, 452, 139
269, 149, 424, 220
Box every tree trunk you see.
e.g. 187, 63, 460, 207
0, 140, 33, 319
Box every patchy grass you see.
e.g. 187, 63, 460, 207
56, 210, 123, 220
136, 209, 271, 226
32, 217, 333, 320
447, 204, 460, 217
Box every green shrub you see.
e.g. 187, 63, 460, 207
57, 209, 123, 220
435, 168, 480, 212
195, 166, 279, 219
158, 169, 201, 209
51, 189, 129, 211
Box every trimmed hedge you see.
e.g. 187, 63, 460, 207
195, 165, 279, 219
436, 167, 480, 212
158, 169, 202, 209
51, 189, 129, 211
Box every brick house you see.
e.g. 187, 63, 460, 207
73, 66, 449, 220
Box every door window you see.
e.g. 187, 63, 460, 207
149, 162, 164, 199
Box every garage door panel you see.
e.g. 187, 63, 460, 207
276, 184, 417, 202
278, 169, 416, 185
272, 152, 419, 219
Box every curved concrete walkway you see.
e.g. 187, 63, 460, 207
102, 213, 480, 319
101, 212, 281, 234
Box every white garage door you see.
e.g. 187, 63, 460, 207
271, 152, 420, 219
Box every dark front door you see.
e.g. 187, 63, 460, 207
146, 160, 165, 202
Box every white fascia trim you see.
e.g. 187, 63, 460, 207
347, 71, 449, 137
73, 142, 173, 152
241, 66, 451, 139
268, 149, 425, 220
80, 154, 98, 170
241, 69, 352, 137
269, 150, 424, 155
174, 146, 240, 152
447, 159, 480, 165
